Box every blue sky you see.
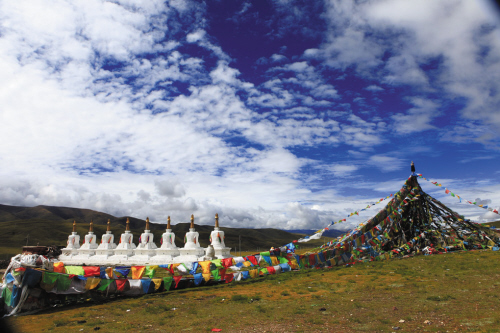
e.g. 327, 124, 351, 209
0, 0, 500, 230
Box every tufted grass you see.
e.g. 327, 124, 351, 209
2, 249, 500, 332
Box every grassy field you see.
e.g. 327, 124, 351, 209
2, 249, 499, 333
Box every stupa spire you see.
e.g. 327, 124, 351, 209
215, 213, 219, 228
107, 219, 111, 231
126, 217, 130, 231
167, 216, 171, 229
190, 214, 194, 229
72, 220, 76, 233
146, 217, 150, 230
89, 219, 94, 232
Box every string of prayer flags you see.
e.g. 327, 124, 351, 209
418, 174, 499, 215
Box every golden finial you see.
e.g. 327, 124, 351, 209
126, 217, 130, 231
167, 216, 171, 229
215, 213, 219, 228
72, 220, 76, 233
89, 219, 94, 232
146, 217, 150, 230
190, 214, 194, 229
107, 219, 111, 231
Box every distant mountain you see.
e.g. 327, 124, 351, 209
287, 229, 345, 238
0, 204, 303, 258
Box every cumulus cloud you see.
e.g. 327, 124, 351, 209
317, 0, 500, 144
155, 180, 186, 198
391, 97, 439, 134
0, 0, 498, 233
368, 155, 405, 172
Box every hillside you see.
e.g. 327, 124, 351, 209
0, 204, 319, 259
483, 220, 500, 228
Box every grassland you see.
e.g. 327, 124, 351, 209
2, 249, 499, 333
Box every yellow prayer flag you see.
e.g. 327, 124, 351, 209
199, 261, 212, 274
152, 278, 162, 291
131, 266, 146, 279
85, 277, 101, 290
271, 256, 279, 266
249, 269, 259, 279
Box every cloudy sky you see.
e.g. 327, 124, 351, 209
1, 0, 500, 231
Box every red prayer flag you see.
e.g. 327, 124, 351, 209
219, 269, 226, 281
308, 254, 316, 266
221, 258, 233, 268
173, 275, 182, 288
83, 266, 101, 277
246, 256, 259, 266
224, 273, 234, 283
115, 279, 127, 292
266, 266, 276, 275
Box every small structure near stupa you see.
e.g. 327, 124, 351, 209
60, 220, 80, 258
151, 216, 180, 263
92, 219, 117, 262
176, 215, 207, 262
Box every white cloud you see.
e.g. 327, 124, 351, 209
329, 164, 358, 177
364, 85, 384, 92
368, 155, 405, 172
270, 54, 287, 62
0, 0, 498, 235
391, 97, 439, 134
186, 29, 206, 43
155, 180, 186, 198
318, 0, 500, 144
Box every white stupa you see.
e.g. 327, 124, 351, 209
110, 217, 136, 263
151, 216, 180, 263
177, 215, 205, 262
60, 220, 80, 258
208, 213, 232, 259
91, 219, 117, 263
74, 220, 98, 262
129, 217, 157, 264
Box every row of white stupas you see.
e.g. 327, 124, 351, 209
58, 214, 232, 265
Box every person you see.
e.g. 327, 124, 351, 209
411, 161, 417, 176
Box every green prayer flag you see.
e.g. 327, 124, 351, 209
211, 269, 220, 281
260, 251, 271, 257
40, 272, 60, 291
43, 272, 59, 285
145, 266, 156, 278
278, 256, 289, 264
57, 274, 72, 291
64, 266, 85, 276
163, 277, 173, 291
2, 286, 12, 307
211, 259, 223, 268
97, 279, 114, 292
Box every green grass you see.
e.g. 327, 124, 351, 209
3, 250, 500, 333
